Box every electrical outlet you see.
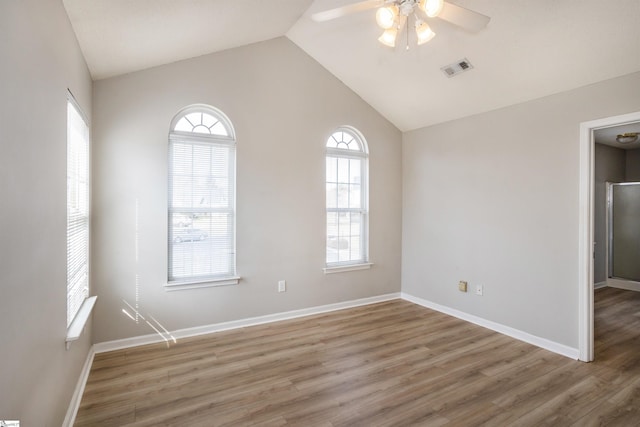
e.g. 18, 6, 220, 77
475, 284, 483, 296
278, 280, 286, 293
458, 281, 467, 292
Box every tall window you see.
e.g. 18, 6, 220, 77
168, 105, 237, 287
67, 96, 90, 327
325, 127, 369, 267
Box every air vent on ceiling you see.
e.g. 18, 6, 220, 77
441, 58, 474, 78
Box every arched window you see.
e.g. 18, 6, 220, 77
167, 105, 238, 288
325, 127, 369, 269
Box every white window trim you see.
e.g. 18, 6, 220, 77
167, 105, 238, 289
66, 296, 97, 349
164, 276, 240, 291
323, 262, 373, 274
325, 126, 370, 269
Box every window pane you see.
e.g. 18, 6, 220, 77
336, 184, 349, 209
349, 184, 361, 208
210, 121, 228, 136
202, 113, 217, 128
326, 211, 340, 264
174, 117, 193, 132
185, 112, 202, 128
326, 157, 338, 183
170, 212, 234, 280
326, 211, 364, 264
350, 158, 361, 183
337, 157, 350, 183
326, 183, 338, 208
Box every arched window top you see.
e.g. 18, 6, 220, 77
326, 126, 368, 154
170, 104, 235, 140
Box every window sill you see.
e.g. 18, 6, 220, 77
66, 296, 97, 350
323, 263, 373, 274
165, 276, 240, 291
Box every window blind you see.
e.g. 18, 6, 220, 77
67, 99, 89, 327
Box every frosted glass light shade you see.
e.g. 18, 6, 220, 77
416, 21, 436, 45
420, 0, 444, 17
378, 28, 398, 47
376, 6, 398, 29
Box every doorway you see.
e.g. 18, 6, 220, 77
579, 111, 640, 362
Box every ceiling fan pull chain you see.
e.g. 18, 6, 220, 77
405, 14, 410, 50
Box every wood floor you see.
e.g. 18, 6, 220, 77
75, 287, 640, 426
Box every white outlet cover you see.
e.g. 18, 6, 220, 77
475, 285, 483, 296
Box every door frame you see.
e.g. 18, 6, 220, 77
579, 110, 640, 362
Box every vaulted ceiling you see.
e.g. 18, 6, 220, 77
63, 0, 640, 131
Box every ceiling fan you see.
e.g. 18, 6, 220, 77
311, 0, 490, 49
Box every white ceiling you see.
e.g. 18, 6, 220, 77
64, 0, 640, 131
62, 0, 314, 80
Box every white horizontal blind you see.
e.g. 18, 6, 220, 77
67, 98, 90, 327
168, 108, 236, 284
325, 128, 368, 266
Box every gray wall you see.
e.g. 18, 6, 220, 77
594, 144, 626, 284
91, 37, 403, 343
402, 71, 640, 349
626, 148, 640, 181
0, 0, 93, 424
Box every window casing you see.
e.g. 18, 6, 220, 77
67, 96, 90, 327
168, 105, 237, 288
325, 127, 369, 268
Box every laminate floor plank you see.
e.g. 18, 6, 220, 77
76, 288, 640, 426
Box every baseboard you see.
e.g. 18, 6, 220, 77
401, 292, 580, 360
594, 281, 607, 290
62, 345, 95, 427
94, 292, 401, 353
606, 278, 640, 292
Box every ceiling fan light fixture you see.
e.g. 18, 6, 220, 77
375, 5, 399, 29
415, 20, 436, 45
420, 0, 444, 18
378, 28, 398, 47
616, 132, 639, 144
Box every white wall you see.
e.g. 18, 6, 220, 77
0, 0, 92, 424
402, 71, 640, 349
593, 144, 626, 284
91, 37, 402, 343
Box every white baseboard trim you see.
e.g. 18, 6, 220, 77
606, 278, 640, 292
62, 345, 95, 427
94, 292, 401, 354
594, 281, 608, 290
401, 292, 580, 360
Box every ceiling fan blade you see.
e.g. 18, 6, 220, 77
438, 2, 490, 32
311, 0, 382, 22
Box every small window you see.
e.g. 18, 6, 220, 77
325, 127, 369, 268
67, 96, 90, 326
168, 105, 237, 288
